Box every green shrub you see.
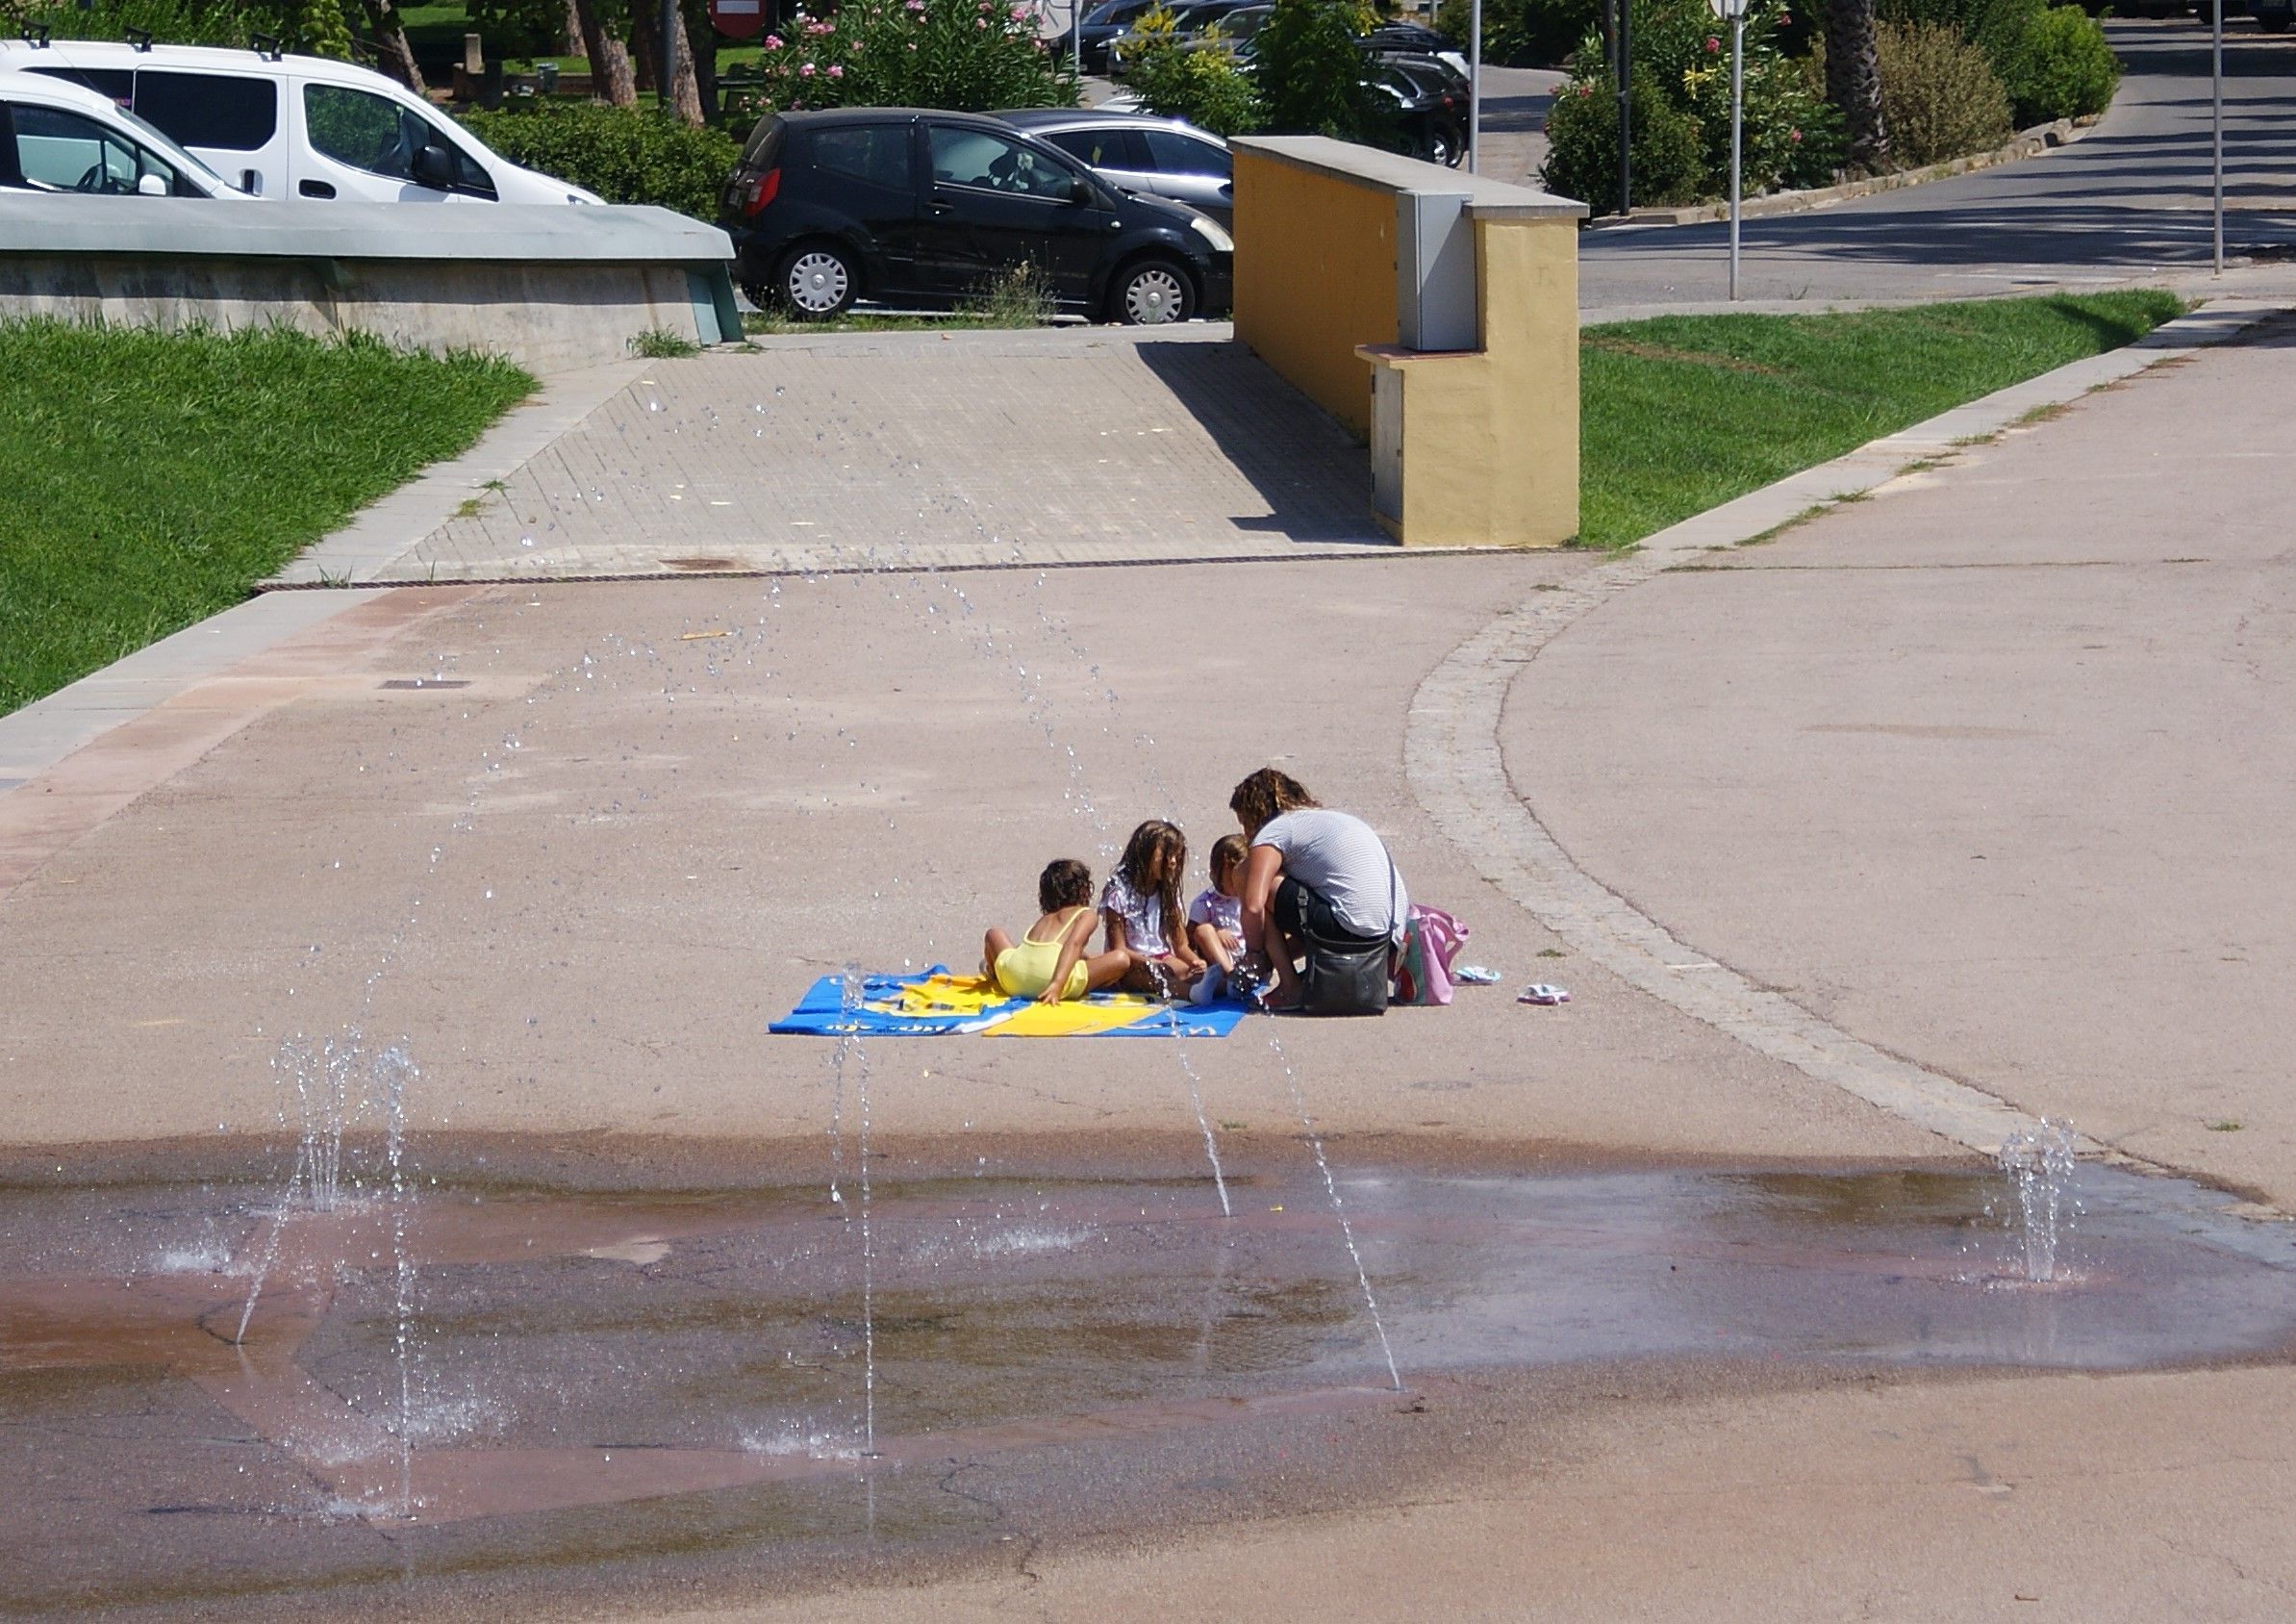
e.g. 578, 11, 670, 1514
1253, 0, 1391, 142
458, 103, 741, 219
742, 0, 1077, 115
1541, 0, 1838, 206
1542, 60, 1706, 208
1983, 1, 2118, 122
1875, 17, 2013, 165
1124, 16, 1266, 135
16, 0, 259, 46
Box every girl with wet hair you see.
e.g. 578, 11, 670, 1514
1228, 767, 1409, 1011
1101, 820, 1206, 998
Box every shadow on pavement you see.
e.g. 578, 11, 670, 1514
1131, 341, 1390, 546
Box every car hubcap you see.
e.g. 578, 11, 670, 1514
788, 251, 849, 314
1124, 268, 1185, 324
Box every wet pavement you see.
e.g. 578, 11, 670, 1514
8, 1145, 2295, 1617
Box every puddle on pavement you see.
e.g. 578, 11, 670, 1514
5, 1156, 2294, 1615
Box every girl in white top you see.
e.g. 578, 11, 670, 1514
1101, 819, 1206, 998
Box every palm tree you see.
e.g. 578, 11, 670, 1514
1823, 0, 1888, 172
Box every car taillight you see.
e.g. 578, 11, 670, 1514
742, 166, 782, 217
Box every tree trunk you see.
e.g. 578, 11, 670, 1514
358, 0, 427, 94
631, 9, 658, 91
563, 0, 584, 56
686, 0, 718, 119
1823, 0, 1888, 172
572, 0, 638, 104
666, 3, 706, 125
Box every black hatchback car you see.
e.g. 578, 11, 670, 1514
721, 108, 1234, 324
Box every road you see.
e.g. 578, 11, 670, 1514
1580, 17, 2296, 310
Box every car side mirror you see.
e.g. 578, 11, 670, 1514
1069, 176, 1094, 205
136, 172, 167, 196
413, 143, 456, 190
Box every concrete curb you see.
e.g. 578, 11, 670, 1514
263, 359, 648, 587
1403, 298, 2284, 1167
1584, 115, 2098, 232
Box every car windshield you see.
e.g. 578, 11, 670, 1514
112, 101, 235, 191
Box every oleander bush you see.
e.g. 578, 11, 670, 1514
1542, 0, 1841, 208
737, 0, 1076, 115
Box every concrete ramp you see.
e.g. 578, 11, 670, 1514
284, 326, 1388, 584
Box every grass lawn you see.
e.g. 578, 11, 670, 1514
0, 322, 532, 718
1579, 291, 2186, 548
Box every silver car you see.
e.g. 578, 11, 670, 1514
993, 108, 1232, 228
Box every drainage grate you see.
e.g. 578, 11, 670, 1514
378, 678, 472, 690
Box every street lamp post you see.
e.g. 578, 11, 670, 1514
1709, 0, 1750, 298
1469, 0, 1482, 173
2212, 0, 2224, 276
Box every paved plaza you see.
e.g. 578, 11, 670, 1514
7, 293, 2296, 1616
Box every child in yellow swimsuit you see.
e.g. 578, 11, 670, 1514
983, 858, 1133, 1004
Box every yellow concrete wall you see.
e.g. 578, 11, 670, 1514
1381, 216, 1580, 547
1232, 151, 1397, 442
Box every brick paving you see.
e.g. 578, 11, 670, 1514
377, 326, 1389, 582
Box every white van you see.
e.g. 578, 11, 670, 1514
1, 70, 247, 196
0, 36, 600, 204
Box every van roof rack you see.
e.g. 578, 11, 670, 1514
125, 26, 154, 51
19, 22, 51, 46
249, 31, 286, 60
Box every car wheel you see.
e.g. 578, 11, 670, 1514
1109, 258, 1196, 325
777, 241, 858, 319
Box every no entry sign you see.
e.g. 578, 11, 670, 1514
710, 0, 765, 39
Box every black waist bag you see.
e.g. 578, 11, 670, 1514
1301, 924, 1391, 1017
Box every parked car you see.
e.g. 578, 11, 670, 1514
1375, 55, 1468, 167
1361, 21, 1471, 80
1183, 2, 1272, 53
1106, 0, 1261, 75
721, 108, 1233, 323
995, 106, 1232, 226
0, 35, 599, 202
1, 69, 247, 196
1071, 0, 1164, 73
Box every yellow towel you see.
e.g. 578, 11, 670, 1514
992, 995, 1162, 1038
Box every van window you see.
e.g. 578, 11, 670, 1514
808, 124, 913, 191
304, 83, 494, 195
24, 64, 137, 102
134, 70, 278, 152
9, 104, 182, 194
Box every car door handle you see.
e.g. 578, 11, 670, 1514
298, 178, 335, 198
928, 194, 953, 216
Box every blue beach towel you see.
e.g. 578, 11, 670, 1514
770, 968, 1252, 1038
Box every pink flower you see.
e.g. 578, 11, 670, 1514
974, 13, 987, 23
1011, 3, 1030, 16
1789, 127, 1803, 142
806, 18, 831, 32
827, 63, 844, 76
800, 61, 817, 74
764, 32, 783, 45
1704, 35, 1720, 51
